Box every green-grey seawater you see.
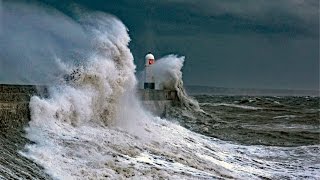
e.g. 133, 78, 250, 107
1, 95, 319, 179
168, 95, 320, 147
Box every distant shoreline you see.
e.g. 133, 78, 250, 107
185, 85, 320, 97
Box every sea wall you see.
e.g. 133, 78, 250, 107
0, 85, 47, 130
0, 84, 177, 130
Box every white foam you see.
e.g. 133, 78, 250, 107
208, 103, 262, 110
273, 115, 297, 119
151, 55, 201, 111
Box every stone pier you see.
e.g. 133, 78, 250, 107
0, 84, 177, 129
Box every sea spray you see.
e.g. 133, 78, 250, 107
30, 14, 135, 127
0, 1, 90, 84
23, 10, 159, 179
150, 55, 201, 111
149, 54, 218, 131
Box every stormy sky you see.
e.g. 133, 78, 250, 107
0, 0, 319, 90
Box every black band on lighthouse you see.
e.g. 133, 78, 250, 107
144, 83, 155, 89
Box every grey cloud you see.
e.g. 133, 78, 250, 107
155, 0, 319, 36
160, 0, 318, 21
0, 0, 2, 34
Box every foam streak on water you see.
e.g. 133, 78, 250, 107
20, 8, 320, 180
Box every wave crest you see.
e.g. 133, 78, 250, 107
30, 13, 136, 127
151, 55, 201, 111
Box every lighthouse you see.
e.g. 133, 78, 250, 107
144, 53, 155, 89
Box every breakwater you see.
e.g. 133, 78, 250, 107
0, 85, 47, 130
0, 84, 177, 129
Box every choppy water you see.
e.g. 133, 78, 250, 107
1, 95, 319, 179
170, 95, 320, 147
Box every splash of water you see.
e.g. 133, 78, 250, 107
149, 55, 201, 111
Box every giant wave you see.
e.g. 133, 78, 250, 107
0, 2, 317, 179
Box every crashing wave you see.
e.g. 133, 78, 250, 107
151, 55, 201, 112
30, 13, 137, 127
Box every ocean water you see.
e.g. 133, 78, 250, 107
173, 95, 320, 147
0, 1, 319, 180
1, 95, 319, 179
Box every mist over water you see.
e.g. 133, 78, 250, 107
0, 1, 319, 179
0, 1, 90, 84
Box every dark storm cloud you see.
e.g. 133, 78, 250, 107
1, 0, 319, 90
159, 0, 318, 24
120, 0, 319, 90
40, 0, 318, 37
150, 0, 319, 37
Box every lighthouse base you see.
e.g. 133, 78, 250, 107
138, 89, 178, 117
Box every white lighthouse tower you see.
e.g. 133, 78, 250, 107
144, 53, 155, 89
